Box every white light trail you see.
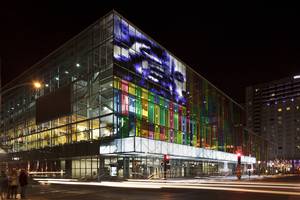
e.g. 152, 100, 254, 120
36, 179, 300, 196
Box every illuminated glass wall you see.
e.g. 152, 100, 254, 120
0, 11, 263, 161
0, 13, 115, 153
113, 14, 257, 156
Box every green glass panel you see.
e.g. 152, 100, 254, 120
149, 92, 154, 102
159, 96, 164, 106
154, 105, 160, 125
186, 133, 190, 146
121, 116, 129, 138
160, 106, 165, 126
166, 109, 169, 128
178, 131, 182, 144
135, 99, 142, 120
174, 113, 178, 130
136, 119, 141, 137
135, 85, 142, 98
148, 102, 154, 123
165, 128, 169, 142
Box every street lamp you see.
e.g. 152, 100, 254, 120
0, 81, 43, 96
33, 81, 42, 89
0, 80, 43, 152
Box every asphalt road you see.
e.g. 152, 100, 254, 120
22, 175, 300, 200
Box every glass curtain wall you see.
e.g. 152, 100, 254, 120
1, 13, 114, 153
112, 14, 259, 157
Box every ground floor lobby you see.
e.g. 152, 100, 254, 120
5, 154, 254, 180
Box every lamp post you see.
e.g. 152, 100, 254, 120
0, 81, 42, 96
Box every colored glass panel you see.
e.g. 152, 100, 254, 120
154, 125, 160, 140
121, 93, 128, 115
129, 115, 135, 137
129, 95, 135, 114
113, 77, 121, 90
174, 112, 178, 131
142, 88, 148, 100
141, 119, 148, 138
154, 105, 160, 125
142, 99, 148, 119
160, 106, 165, 126
121, 80, 128, 93
148, 101, 154, 124
113, 90, 121, 113
149, 123, 154, 139
128, 82, 135, 95
135, 98, 142, 119
136, 119, 141, 137
160, 126, 165, 141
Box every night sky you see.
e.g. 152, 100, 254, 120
1, 1, 300, 103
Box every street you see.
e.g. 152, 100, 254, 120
21, 175, 300, 200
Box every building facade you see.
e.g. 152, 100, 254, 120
246, 75, 300, 165
1, 11, 261, 179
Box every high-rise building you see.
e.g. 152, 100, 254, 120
0, 11, 262, 179
246, 75, 300, 161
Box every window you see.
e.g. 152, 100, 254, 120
129, 96, 135, 113
142, 99, 148, 119
121, 93, 129, 115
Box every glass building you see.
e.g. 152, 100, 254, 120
0, 11, 264, 179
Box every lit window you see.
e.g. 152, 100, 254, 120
278, 108, 282, 112
297, 106, 299, 110
286, 107, 291, 111
271, 93, 275, 97
255, 88, 259, 92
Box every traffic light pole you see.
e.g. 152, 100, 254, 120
236, 153, 242, 180
164, 161, 167, 180
163, 154, 170, 180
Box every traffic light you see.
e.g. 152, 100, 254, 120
237, 152, 241, 165
163, 154, 170, 179
164, 154, 170, 163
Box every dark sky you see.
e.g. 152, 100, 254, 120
1, 1, 300, 103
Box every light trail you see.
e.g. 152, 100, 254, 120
36, 179, 300, 196
181, 183, 300, 190
165, 185, 300, 196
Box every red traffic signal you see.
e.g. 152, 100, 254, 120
237, 153, 241, 165
164, 154, 170, 161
